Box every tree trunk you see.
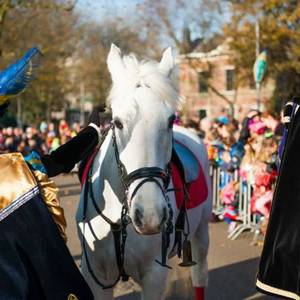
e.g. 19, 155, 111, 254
0, 4, 8, 58
46, 99, 52, 123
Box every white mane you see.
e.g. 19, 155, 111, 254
107, 53, 180, 113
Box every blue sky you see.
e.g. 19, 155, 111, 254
75, 0, 230, 50
76, 0, 143, 22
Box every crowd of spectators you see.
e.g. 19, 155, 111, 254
0, 120, 82, 156
0, 113, 112, 156
182, 110, 284, 236
0, 110, 283, 237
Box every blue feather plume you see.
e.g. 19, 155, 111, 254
0, 47, 42, 104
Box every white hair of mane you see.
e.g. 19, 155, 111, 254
107, 52, 181, 114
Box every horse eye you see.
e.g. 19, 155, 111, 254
114, 119, 123, 130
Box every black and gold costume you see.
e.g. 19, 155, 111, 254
0, 47, 104, 299
0, 124, 101, 299
0, 153, 93, 299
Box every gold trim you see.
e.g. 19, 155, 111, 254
67, 294, 78, 300
0, 153, 67, 242
26, 158, 43, 165
33, 170, 67, 243
256, 279, 300, 300
0, 95, 9, 105
0, 153, 37, 210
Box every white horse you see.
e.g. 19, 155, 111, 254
76, 44, 212, 300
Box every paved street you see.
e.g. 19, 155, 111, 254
55, 174, 275, 300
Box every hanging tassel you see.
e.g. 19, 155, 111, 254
178, 238, 196, 267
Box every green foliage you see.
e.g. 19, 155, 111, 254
0, 1, 148, 125
0, 111, 16, 127
225, 0, 300, 113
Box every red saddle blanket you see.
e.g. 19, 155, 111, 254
171, 160, 208, 210
80, 148, 208, 210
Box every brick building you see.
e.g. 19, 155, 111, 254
178, 40, 274, 121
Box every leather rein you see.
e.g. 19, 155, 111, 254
82, 122, 173, 289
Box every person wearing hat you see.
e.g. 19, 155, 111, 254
0, 48, 99, 299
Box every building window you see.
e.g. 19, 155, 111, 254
226, 69, 235, 91
198, 109, 207, 120
198, 71, 209, 93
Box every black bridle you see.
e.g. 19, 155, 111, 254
110, 122, 171, 208
82, 122, 173, 289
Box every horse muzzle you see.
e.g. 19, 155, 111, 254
131, 205, 168, 235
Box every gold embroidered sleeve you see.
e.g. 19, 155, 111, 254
32, 170, 68, 243
0, 153, 36, 210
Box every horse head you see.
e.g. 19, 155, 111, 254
107, 44, 180, 235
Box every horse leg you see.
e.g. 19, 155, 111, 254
80, 254, 114, 300
140, 266, 168, 300
190, 203, 211, 300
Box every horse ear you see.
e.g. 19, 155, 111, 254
107, 44, 124, 82
159, 47, 174, 77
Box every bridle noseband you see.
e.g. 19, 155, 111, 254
111, 122, 171, 207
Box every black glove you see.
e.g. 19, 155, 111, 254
86, 105, 105, 127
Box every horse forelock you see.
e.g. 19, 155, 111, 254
107, 53, 181, 114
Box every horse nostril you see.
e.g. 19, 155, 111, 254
134, 208, 143, 227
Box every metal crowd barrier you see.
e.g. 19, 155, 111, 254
210, 163, 260, 240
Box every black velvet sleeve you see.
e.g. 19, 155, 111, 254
41, 126, 99, 177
